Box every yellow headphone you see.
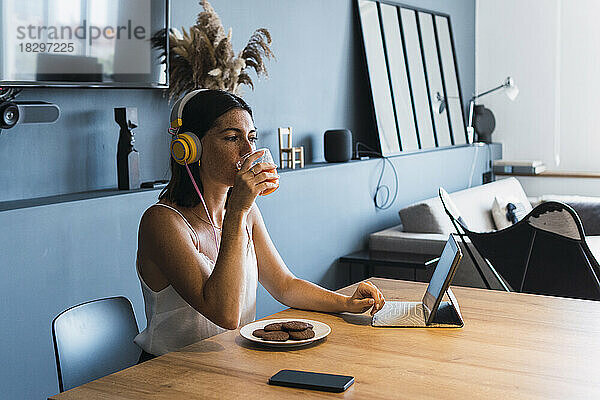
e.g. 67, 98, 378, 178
169, 89, 207, 165
168, 89, 221, 251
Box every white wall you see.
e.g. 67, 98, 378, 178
559, 1, 600, 172
476, 0, 600, 197
512, 175, 600, 198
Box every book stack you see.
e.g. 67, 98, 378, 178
493, 160, 547, 175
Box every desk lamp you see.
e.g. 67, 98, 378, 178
467, 76, 518, 143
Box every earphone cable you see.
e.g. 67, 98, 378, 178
190, 208, 222, 230
184, 162, 220, 253
0, 87, 22, 102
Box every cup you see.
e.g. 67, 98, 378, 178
237, 148, 279, 196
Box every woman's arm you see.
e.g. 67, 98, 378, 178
199, 209, 250, 328
139, 206, 250, 330
140, 155, 279, 330
252, 206, 386, 315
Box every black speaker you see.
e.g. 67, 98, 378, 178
324, 129, 353, 163
0, 101, 60, 130
16, 101, 60, 124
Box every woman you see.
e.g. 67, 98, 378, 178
134, 89, 385, 361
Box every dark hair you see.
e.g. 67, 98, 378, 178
159, 89, 253, 207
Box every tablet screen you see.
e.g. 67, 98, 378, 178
422, 235, 461, 324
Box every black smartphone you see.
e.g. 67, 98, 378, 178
268, 369, 354, 393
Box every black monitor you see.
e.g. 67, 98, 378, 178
0, 0, 168, 88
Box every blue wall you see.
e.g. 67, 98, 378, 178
1, 145, 496, 400
0, 0, 476, 398
0, 0, 475, 202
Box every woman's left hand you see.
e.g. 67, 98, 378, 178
344, 281, 386, 316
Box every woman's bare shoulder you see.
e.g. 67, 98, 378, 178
141, 202, 174, 226
139, 201, 194, 241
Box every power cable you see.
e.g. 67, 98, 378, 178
0, 87, 22, 102
355, 142, 399, 210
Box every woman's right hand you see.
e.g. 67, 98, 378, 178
227, 150, 279, 214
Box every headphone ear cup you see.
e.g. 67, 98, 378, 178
171, 132, 202, 165
187, 132, 202, 163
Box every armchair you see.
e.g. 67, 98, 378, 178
439, 188, 600, 300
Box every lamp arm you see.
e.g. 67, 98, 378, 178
472, 83, 505, 101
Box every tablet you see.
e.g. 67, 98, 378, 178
422, 234, 462, 325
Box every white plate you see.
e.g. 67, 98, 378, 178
240, 318, 331, 347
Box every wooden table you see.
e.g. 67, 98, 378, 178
50, 278, 600, 399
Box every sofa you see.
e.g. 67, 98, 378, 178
369, 177, 600, 289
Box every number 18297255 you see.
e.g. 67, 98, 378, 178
19, 42, 74, 53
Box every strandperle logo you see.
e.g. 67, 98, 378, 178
16, 19, 146, 46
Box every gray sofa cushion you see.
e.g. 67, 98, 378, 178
369, 224, 449, 255
398, 177, 532, 234
398, 200, 452, 234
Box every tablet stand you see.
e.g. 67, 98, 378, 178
427, 288, 464, 327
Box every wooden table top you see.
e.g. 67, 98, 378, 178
50, 278, 600, 399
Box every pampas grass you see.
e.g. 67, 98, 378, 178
151, 0, 274, 100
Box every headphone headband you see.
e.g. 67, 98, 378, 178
169, 88, 208, 130
168, 89, 207, 165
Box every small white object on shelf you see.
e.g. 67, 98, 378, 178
278, 127, 305, 169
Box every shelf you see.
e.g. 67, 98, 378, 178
1, 143, 499, 212
0, 161, 369, 212
495, 171, 600, 179
277, 158, 372, 173
0, 187, 163, 212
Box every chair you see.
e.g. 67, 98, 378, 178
52, 296, 141, 392
439, 187, 600, 300
278, 127, 304, 169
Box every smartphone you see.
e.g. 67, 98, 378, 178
268, 369, 354, 393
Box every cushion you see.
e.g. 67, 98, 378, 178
491, 196, 531, 230
369, 224, 449, 255
399, 177, 532, 234
398, 200, 451, 234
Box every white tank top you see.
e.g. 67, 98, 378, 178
134, 203, 258, 356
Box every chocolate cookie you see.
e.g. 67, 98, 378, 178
288, 328, 315, 340
262, 330, 290, 341
264, 322, 283, 331
252, 329, 267, 338
282, 321, 310, 331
